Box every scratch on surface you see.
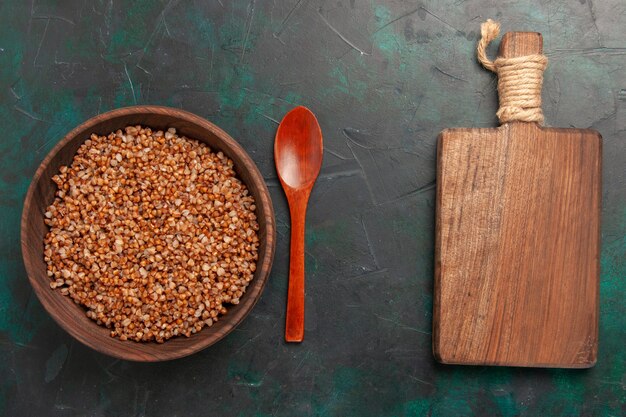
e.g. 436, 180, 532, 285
342, 127, 373, 150
260, 113, 279, 124
275, 216, 289, 227
234, 332, 263, 354
20, 288, 34, 326
45, 345, 69, 383
242, 87, 298, 105
10, 86, 21, 100
78, 0, 87, 19
32, 15, 76, 25
101, 359, 122, 383
270, 391, 286, 417
240, 0, 256, 62
279, 80, 303, 86
374, 7, 420, 33
293, 350, 311, 376
319, 168, 360, 181
586, 0, 603, 47
378, 180, 436, 206
162, 16, 172, 37
473, 78, 497, 124
27, 0, 35, 34
434, 66, 467, 82
97, 28, 108, 48
408, 97, 422, 123
592, 379, 626, 389
344, 137, 390, 204
136, 63, 152, 75
374, 313, 431, 335
208, 44, 214, 81
123, 63, 137, 104
360, 215, 380, 268
343, 127, 419, 155
0, 340, 37, 350
304, 248, 319, 268
141, 16, 165, 53
136, 0, 177, 66
346, 268, 388, 280
368, 149, 390, 202
325, 147, 349, 160
408, 375, 434, 386
275, 217, 290, 239
273, 0, 307, 38
33, 17, 50, 66
552, 77, 561, 120
346, 140, 377, 205
617, 89, 626, 132
37, 136, 62, 152
385, 347, 420, 354
420, 6, 460, 32
317, 8, 370, 56
233, 367, 270, 387
14, 106, 50, 123
548, 47, 626, 57
132, 382, 150, 417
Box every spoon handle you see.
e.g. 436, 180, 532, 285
285, 190, 309, 342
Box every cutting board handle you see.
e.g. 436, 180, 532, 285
496, 32, 545, 126
498, 32, 543, 59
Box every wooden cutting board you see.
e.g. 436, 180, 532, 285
433, 32, 601, 367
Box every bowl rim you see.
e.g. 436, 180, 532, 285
20, 105, 276, 361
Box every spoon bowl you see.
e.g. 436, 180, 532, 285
275, 107, 324, 189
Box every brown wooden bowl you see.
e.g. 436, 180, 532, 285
21, 106, 276, 361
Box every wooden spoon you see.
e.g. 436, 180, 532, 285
274, 106, 323, 342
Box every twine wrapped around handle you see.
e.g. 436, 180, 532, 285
477, 19, 548, 124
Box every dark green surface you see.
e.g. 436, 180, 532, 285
1, 1, 624, 416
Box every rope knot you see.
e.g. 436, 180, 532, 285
477, 19, 548, 124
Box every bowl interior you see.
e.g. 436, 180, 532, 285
21, 106, 275, 361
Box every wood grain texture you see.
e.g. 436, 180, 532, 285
21, 106, 276, 362
433, 33, 602, 367
274, 106, 323, 343
283, 188, 309, 342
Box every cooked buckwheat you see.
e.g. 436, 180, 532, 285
44, 125, 259, 343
